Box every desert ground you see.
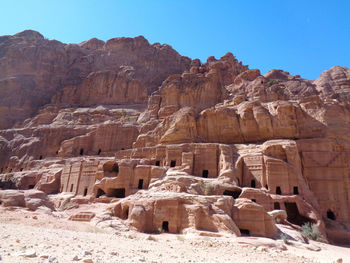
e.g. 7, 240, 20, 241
0, 205, 348, 263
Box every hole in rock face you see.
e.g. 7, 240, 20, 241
202, 170, 209, 178
274, 202, 280, 210
20, 168, 23, 171
97, 149, 101, 155
240, 229, 250, 236
265, 184, 268, 190
327, 210, 336, 220
83, 188, 88, 196
170, 160, 176, 167
276, 186, 282, 195
56, 150, 59, 155
70, 184, 74, 192
138, 179, 144, 189
112, 163, 119, 174
0, 168, 3, 173
293, 186, 299, 195
28, 185, 35, 189
284, 202, 314, 226
39, 155, 43, 160
96, 188, 105, 198
80, 148, 84, 155
162, 221, 169, 232
223, 189, 242, 199
155, 161, 160, 166
121, 148, 125, 150
110, 188, 125, 198
251, 199, 256, 203
251, 180, 256, 188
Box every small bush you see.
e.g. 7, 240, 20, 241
280, 233, 289, 244
301, 222, 325, 242
267, 79, 278, 86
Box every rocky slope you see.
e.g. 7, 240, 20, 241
0, 30, 350, 248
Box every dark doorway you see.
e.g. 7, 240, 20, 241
284, 202, 314, 226
240, 229, 250, 236
96, 188, 105, 198
28, 185, 35, 189
39, 155, 43, 160
293, 186, 299, 195
56, 150, 59, 155
97, 149, 102, 155
110, 188, 125, 198
83, 188, 88, 196
202, 170, 209, 178
251, 180, 256, 188
327, 210, 336, 220
121, 148, 125, 150
276, 186, 282, 195
138, 179, 144, 189
70, 184, 74, 192
223, 189, 242, 199
274, 202, 280, 210
265, 184, 269, 190
170, 160, 176, 167
0, 168, 2, 173
80, 148, 84, 155
251, 199, 256, 203
112, 163, 119, 174
20, 168, 23, 171
155, 161, 160, 166
162, 221, 169, 232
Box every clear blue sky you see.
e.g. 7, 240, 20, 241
1, 0, 349, 80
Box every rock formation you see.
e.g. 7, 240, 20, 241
0, 30, 350, 244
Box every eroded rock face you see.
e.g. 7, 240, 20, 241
1, 30, 350, 244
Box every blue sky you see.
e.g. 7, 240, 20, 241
1, 0, 349, 80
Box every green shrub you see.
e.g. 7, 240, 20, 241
267, 79, 278, 86
301, 222, 325, 242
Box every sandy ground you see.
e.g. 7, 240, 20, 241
0, 206, 349, 263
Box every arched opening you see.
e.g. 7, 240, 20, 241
96, 188, 105, 198
274, 202, 280, 210
122, 206, 129, 219
284, 202, 315, 226
251, 179, 256, 188
162, 221, 169, 232
138, 179, 144, 189
97, 149, 102, 155
240, 229, 250, 236
83, 188, 88, 196
251, 199, 256, 203
223, 189, 242, 199
202, 170, 209, 178
110, 188, 125, 198
276, 186, 282, 195
293, 186, 299, 195
170, 160, 176, 167
112, 163, 119, 174
39, 155, 43, 160
155, 160, 160, 166
327, 210, 336, 220
80, 148, 84, 155
28, 184, 35, 189
70, 184, 74, 192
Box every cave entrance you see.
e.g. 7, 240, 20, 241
138, 179, 144, 189
284, 202, 314, 226
39, 155, 43, 160
80, 148, 84, 155
83, 188, 88, 196
293, 186, 299, 195
28, 185, 35, 189
170, 160, 176, 167
202, 170, 209, 178
223, 189, 242, 199
162, 221, 169, 232
155, 160, 160, 166
240, 229, 250, 236
112, 163, 119, 174
274, 202, 280, 210
110, 188, 125, 198
327, 210, 336, 220
96, 188, 105, 198
276, 186, 282, 195
251, 180, 256, 188
97, 149, 102, 155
